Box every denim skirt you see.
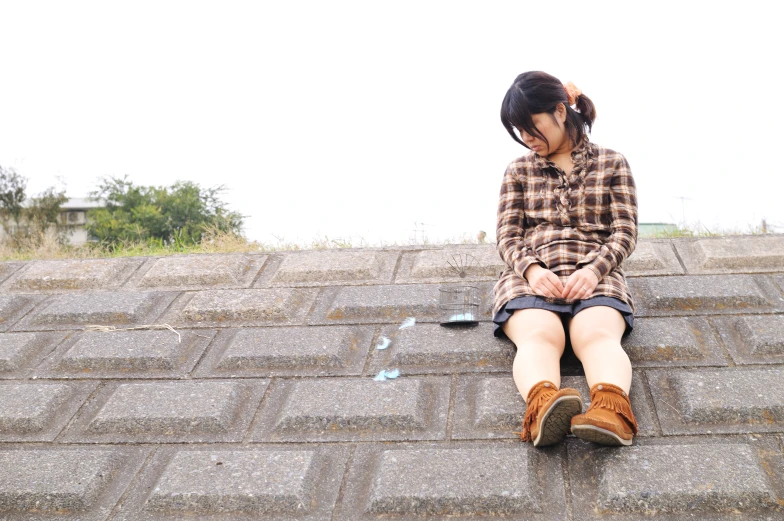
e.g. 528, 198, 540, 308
493, 295, 634, 341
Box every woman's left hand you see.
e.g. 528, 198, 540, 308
562, 268, 600, 300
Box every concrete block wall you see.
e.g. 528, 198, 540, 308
1, 235, 784, 519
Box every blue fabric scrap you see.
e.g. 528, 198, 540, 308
373, 368, 401, 381
399, 317, 416, 329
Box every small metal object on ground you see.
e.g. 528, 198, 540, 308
439, 285, 480, 327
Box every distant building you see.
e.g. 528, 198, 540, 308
0, 197, 105, 246
59, 198, 105, 245
639, 222, 679, 237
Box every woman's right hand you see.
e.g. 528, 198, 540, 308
524, 264, 565, 299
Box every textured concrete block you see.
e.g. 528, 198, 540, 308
0, 383, 71, 433
135, 253, 267, 289
622, 240, 684, 276
452, 374, 655, 440
0, 261, 23, 284
677, 235, 784, 273
0, 446, 148, 520
0, 381, 96, 441
2, 258, 142, 291
167, 288, 317, 327
368, 323, 514, 375
0, 449, 120, 511
629, 275, 782, 316
147, 450, 316, 514
263, 249, 398, 286
35, 329, 216, 379
648, 368, 784, 434
252, 376, 450, 442
17, 291, 177, 331
194, 326, 372, 377
713, 314, 784, 364
64, 380, 268, 443
0, 332, 66, 378
569, 439, 781, 518
0, 295, 44, 332
395, 246, 503, 283
452, 375, 525, 439
310, 282, 493, 324
320, 284, 439, 322
113, 446, 349, 521
371, 448, 536, 514
620, 316, 725, 366
0, 333, 40, 372
338, 442, 567, 520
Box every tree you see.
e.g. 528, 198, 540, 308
27, 187, 69, 234
0, 165, 68, 245
86, 176, 244, 247
0, 165, 28, 232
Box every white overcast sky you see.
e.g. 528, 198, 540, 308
1, 1, 782, 245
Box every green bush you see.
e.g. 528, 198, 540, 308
87, 176, 244, 248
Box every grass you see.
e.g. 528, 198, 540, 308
0, 221, 776, 261
0, 227, 482, 261
643, 219, 772, 238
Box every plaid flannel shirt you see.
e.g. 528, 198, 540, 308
493, 137, 638, 317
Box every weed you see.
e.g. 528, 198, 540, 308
0, 222, 777, 261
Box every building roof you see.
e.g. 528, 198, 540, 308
60, 197, 105, 210
0, 235, 783, 517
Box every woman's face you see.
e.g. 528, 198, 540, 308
516, 105, 568, 157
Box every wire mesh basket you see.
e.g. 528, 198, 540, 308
439, 285, 480, 327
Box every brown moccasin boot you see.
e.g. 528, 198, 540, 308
514, 380, 583, 447
570, 382, 638, 446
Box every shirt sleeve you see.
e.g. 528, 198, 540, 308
496, 162, 546, 280
577, 153, 638, 280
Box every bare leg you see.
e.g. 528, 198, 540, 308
502, 308, 566, 402
566, 306, 631, 393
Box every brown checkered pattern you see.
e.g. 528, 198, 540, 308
493, 137, 638, 317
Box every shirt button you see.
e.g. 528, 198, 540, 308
597, 384, 604, 391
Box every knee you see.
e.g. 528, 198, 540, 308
570, 327, 620, 359
513, 325, 565, 354
503, 309, 566, 354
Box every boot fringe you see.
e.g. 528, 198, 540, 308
590, 392, 639, 435
518, 381, 557, 442
519, 405, 536, 441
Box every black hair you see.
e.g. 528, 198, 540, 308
500, 71, 597, 151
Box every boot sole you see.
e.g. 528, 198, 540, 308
571, 424, 633, 446
533, 396, 583, 447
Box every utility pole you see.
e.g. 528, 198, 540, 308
412, 221, 433, 244
674, 196, 692, 227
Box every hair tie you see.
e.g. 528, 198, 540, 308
563, 81, 582, 106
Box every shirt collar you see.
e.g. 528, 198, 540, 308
532, 135, 595, 171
